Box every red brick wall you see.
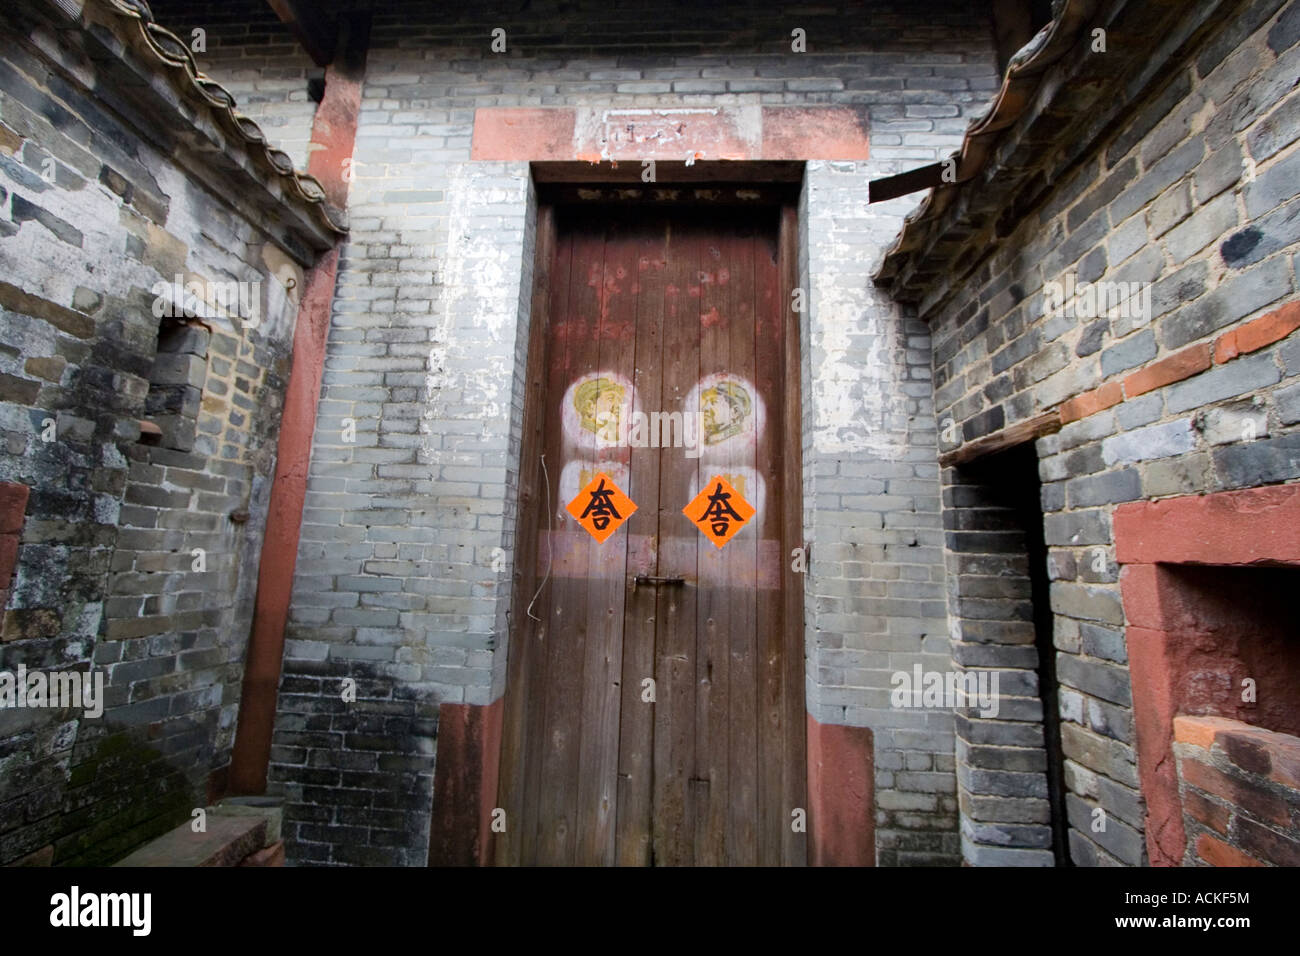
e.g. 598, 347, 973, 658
1174, 716, 1300, 867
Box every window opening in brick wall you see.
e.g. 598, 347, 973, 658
141, 318, 210, 452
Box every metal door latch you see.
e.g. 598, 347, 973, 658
633, 575, 686, 587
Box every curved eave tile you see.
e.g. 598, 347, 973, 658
101, 0, 347, 236
873, 0, 1100, 287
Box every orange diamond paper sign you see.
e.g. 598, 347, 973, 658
566, 471, 637, 543
685, 474, 756, 548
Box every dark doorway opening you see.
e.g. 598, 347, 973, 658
954, 441, 1070, 865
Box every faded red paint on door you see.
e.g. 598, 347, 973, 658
497, 204, 806, 866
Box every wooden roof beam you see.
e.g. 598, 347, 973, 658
939, 410, 1062, 469
265, 0, 339, 67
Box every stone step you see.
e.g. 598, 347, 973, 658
113, 800, 283, 867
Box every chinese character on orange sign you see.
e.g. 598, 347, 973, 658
684, 474, 755, 548
566, 472, 637, 543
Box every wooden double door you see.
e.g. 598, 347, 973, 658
497, 198, 806, 866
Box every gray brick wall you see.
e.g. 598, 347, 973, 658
800, 164, 959, 865
927, 0, 1300, 865
270, 165, 536, 865
261, 0, 1000, 865
0, 7, 309, 864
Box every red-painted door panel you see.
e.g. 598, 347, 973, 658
498, 203, 805, 866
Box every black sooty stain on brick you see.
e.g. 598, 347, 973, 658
1220, 226, 1262, 266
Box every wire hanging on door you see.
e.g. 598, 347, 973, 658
525, 453, 553, 623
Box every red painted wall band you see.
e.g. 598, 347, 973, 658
428, 699, 504, 866
229, 244, 341, 794
228, 56, 364, 795
0, 481, 28, 536
807, 714, 875, 866
0, 481, 29, 613
470, 106, 871, 161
